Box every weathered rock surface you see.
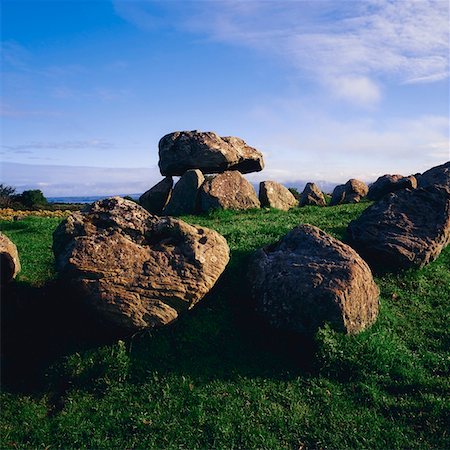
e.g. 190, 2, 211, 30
158, 130, 264, 176
0, 232, 21, 285
330, 179, 368, 205
348, 186, 450, 271
200, 171, 260, 212
163, 169, 204, 216
299, 182, 326, 207
249, 224, 379, 335
368, 174, 417, 201
53, 197, 230, 330
259, 181, 298, 211
139, 177, 173, 215
417, 161, 450, 193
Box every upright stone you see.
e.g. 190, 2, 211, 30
259, 181, 298, 211
139, 177, 173, 215
163, 169, 205, 216
159, 130, 264, 176
367, 174, 417, 201
200, 171, 260, 212
330, 179, 368, 205
249, 224, 379, 335
299, 182, 326, 207
0, 232, 21, 285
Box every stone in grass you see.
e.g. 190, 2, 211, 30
139, 176, 173, 215
367, 174, 417, 201
53, 197, 230, 331
348, 185, 450, 271
299, 182, 326, 207
249, 224, 379, 336
0, 232, 21, 285
259, 181, 298, 211
330, 179, 368, 206
163, 169, 205, 216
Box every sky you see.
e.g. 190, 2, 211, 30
1, 0, 449, 196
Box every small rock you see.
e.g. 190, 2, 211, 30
139, 177, 173, 215
330, 179, 368, 205
200, 171, 260, 212
249, 224, 379, 335
299, 183, 326, 207
259, 181, 298, 211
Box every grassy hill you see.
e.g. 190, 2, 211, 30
1, 204, 449, 449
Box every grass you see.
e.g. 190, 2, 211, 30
1, 204, 449, 449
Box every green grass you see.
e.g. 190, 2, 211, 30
1, 205, 449, 449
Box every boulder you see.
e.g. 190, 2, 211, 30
330, 179, 368, 205
200, 171, 260, 212
163, 169, 205, 216
53, 197, 230, 330
158, 130, 264, 176
299, 182, 326, 207
0, 232, 21, 285
417, 161, 450, 193
249, 224, 379, 335
347, 186, 450, 271
139, 177, 173, 215
367, 174, 417, 201
259, 181, 298, 211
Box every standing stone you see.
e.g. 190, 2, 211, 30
417, 161, 450, 193
158, 130, 264, 176
53, 197, 230, 330
299, 182, 326, 207
163, 169, 205, 216
368, 174, 417, 201
0, 232, 21, 285
348, 186, 450, 271
139, 177, 173, 215
259, 181, 298, 211
330, 179, 368, 205
200, 171, 260, 212
249, 224, 379, 335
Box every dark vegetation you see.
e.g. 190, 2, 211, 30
1, 205, 449, 449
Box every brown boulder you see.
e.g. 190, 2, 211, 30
158, 130, 264, 176
299, 183, 326, 207
163, 169, 205, 216
249, 224, 379, 335
53, 197, 230, 330
330, 179, 368, 205
347, 186, 450, 271
139, 177, 173, 214
417, 161, 450, 193
200, 171, 260, 212
0, 232, 21, 285
259, 181, 298, 211
367, 174, 417, 201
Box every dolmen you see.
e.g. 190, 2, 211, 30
140, 130, 264, 215
53, 197, 230, 330
0, 232, 21, 285
249, 224, 379, 336
348, 162, 450, 271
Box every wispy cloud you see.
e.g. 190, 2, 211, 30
2, 139, 115, 152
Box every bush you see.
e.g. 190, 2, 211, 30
18, 189, 48, 208
0, 184, 17, 207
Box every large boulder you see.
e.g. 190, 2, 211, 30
330, 179, 368, 205
299, 182, 326, 207
347, 186, 450, 271
259, 181, 298, 211
158, 130, 264, 176
139, 177, 173, 215
163, 169, 204, 216
417, 161, 450, 193
367, 174, 417, 201
0, 232, 21, 285
200, 171, 260, 212
53, 197, 230, 330
249, 224, 379, 335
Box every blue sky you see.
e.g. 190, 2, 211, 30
1, 0, 449, 196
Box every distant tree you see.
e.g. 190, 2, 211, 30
19, 189, 48, 208
0, 184, 17, 207
288, 187, 301, 200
